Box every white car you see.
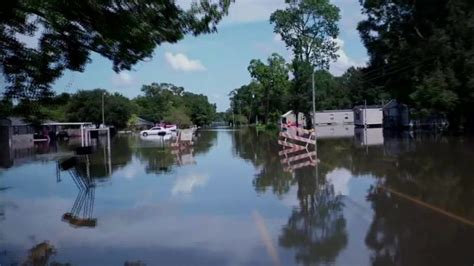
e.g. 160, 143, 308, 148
140, 126, 172, 137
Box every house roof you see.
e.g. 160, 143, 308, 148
353, 105, 383, 110
6, 117, 30, 126
314, 109, 353, 113
281, 110, 294, 117
137, 117, 154, 126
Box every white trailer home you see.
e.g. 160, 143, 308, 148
280, 111, 307, 128
313, 110, 354, 125
353, 106, 383, 127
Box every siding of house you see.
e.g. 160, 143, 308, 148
314, 110, 354, 125
354, 108, 383, 127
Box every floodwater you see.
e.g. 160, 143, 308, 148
0, 127, 473, 266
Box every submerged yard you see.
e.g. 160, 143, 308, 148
0, 128, 473, 265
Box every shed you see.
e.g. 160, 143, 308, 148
280, 110, 307, 128
0, 117, 35, 150
383, 100, 410, 128
353, 105, 383, 127
313, 110, 354, 125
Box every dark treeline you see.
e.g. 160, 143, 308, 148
0, 82, 216, 129
228, 0, 474, 130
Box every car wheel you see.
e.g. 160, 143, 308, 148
142, 132, 148, 137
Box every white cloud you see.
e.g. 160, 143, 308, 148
111, 71, 135, 87
172, 174, 209, 195
330, 38, 366, 76
223, 0, 286, 24
164, 52, 207, 72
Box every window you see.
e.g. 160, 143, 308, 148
13, 126, 19, 135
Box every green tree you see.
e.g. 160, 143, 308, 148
271, 0, 341, 126
164, 106, 192, 128
1, 0, 232, 99
66, 89, 132, 128
248, 53, 290, 123
358, 0, 474, 128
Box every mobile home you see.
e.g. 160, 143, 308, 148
383, 100, 410, 128
353, 106, 383, 127
313, 110, 354, 125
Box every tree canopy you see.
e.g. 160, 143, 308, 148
1, 0, 232, 99
358, 0, 474, 127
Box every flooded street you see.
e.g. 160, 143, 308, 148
0, 128, 473, 265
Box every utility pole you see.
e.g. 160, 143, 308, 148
312, 71, 317, 148
102, 92, 106, 127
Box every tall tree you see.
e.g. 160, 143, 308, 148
66, 89, 132, 128
358, 0, 474, 127
1, 0, 232, 99
248, 53, 290, 123
270, 0, 340, 125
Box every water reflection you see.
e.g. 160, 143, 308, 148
0, 128, 473, 265
59, 157, 97, 228
232, 127, 474, 265
279, 168, 348, 265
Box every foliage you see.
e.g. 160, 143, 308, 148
164, 106, 192, 128
1, 0, 233, 99
133, 82, 216, 127
66, 89, 132, 128
127, 114, 140, 131
247, 53, 291, 123
270, 0, 341, 126
270, 0, 340, 68
358, 0, 474, 127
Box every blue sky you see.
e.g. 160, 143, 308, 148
44, 0, 368, 111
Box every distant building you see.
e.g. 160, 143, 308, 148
313, 110, 354, 125
136, 117, 154, 130
0, 117, 35, 149
280, 111, 307, 128
353, 105, 383, 127
0, 117, 35, 168
383, 100, 410, 128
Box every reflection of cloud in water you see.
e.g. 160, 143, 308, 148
0, 196, 283, 265
172, 174, 209, 195
326, 168, 352, 196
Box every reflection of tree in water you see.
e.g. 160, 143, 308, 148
360, 136, 474, 266
365, 185, 474, 266
134, 147, 176, 174
73, 136, 134, 179
193, 130, 217, 155
231, 128, 350, 264
133, 130, 217, 175
232, 128, 294, 197
60, 157, 98, 228
279, 167, 348, 266
22, 241, 70, 266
